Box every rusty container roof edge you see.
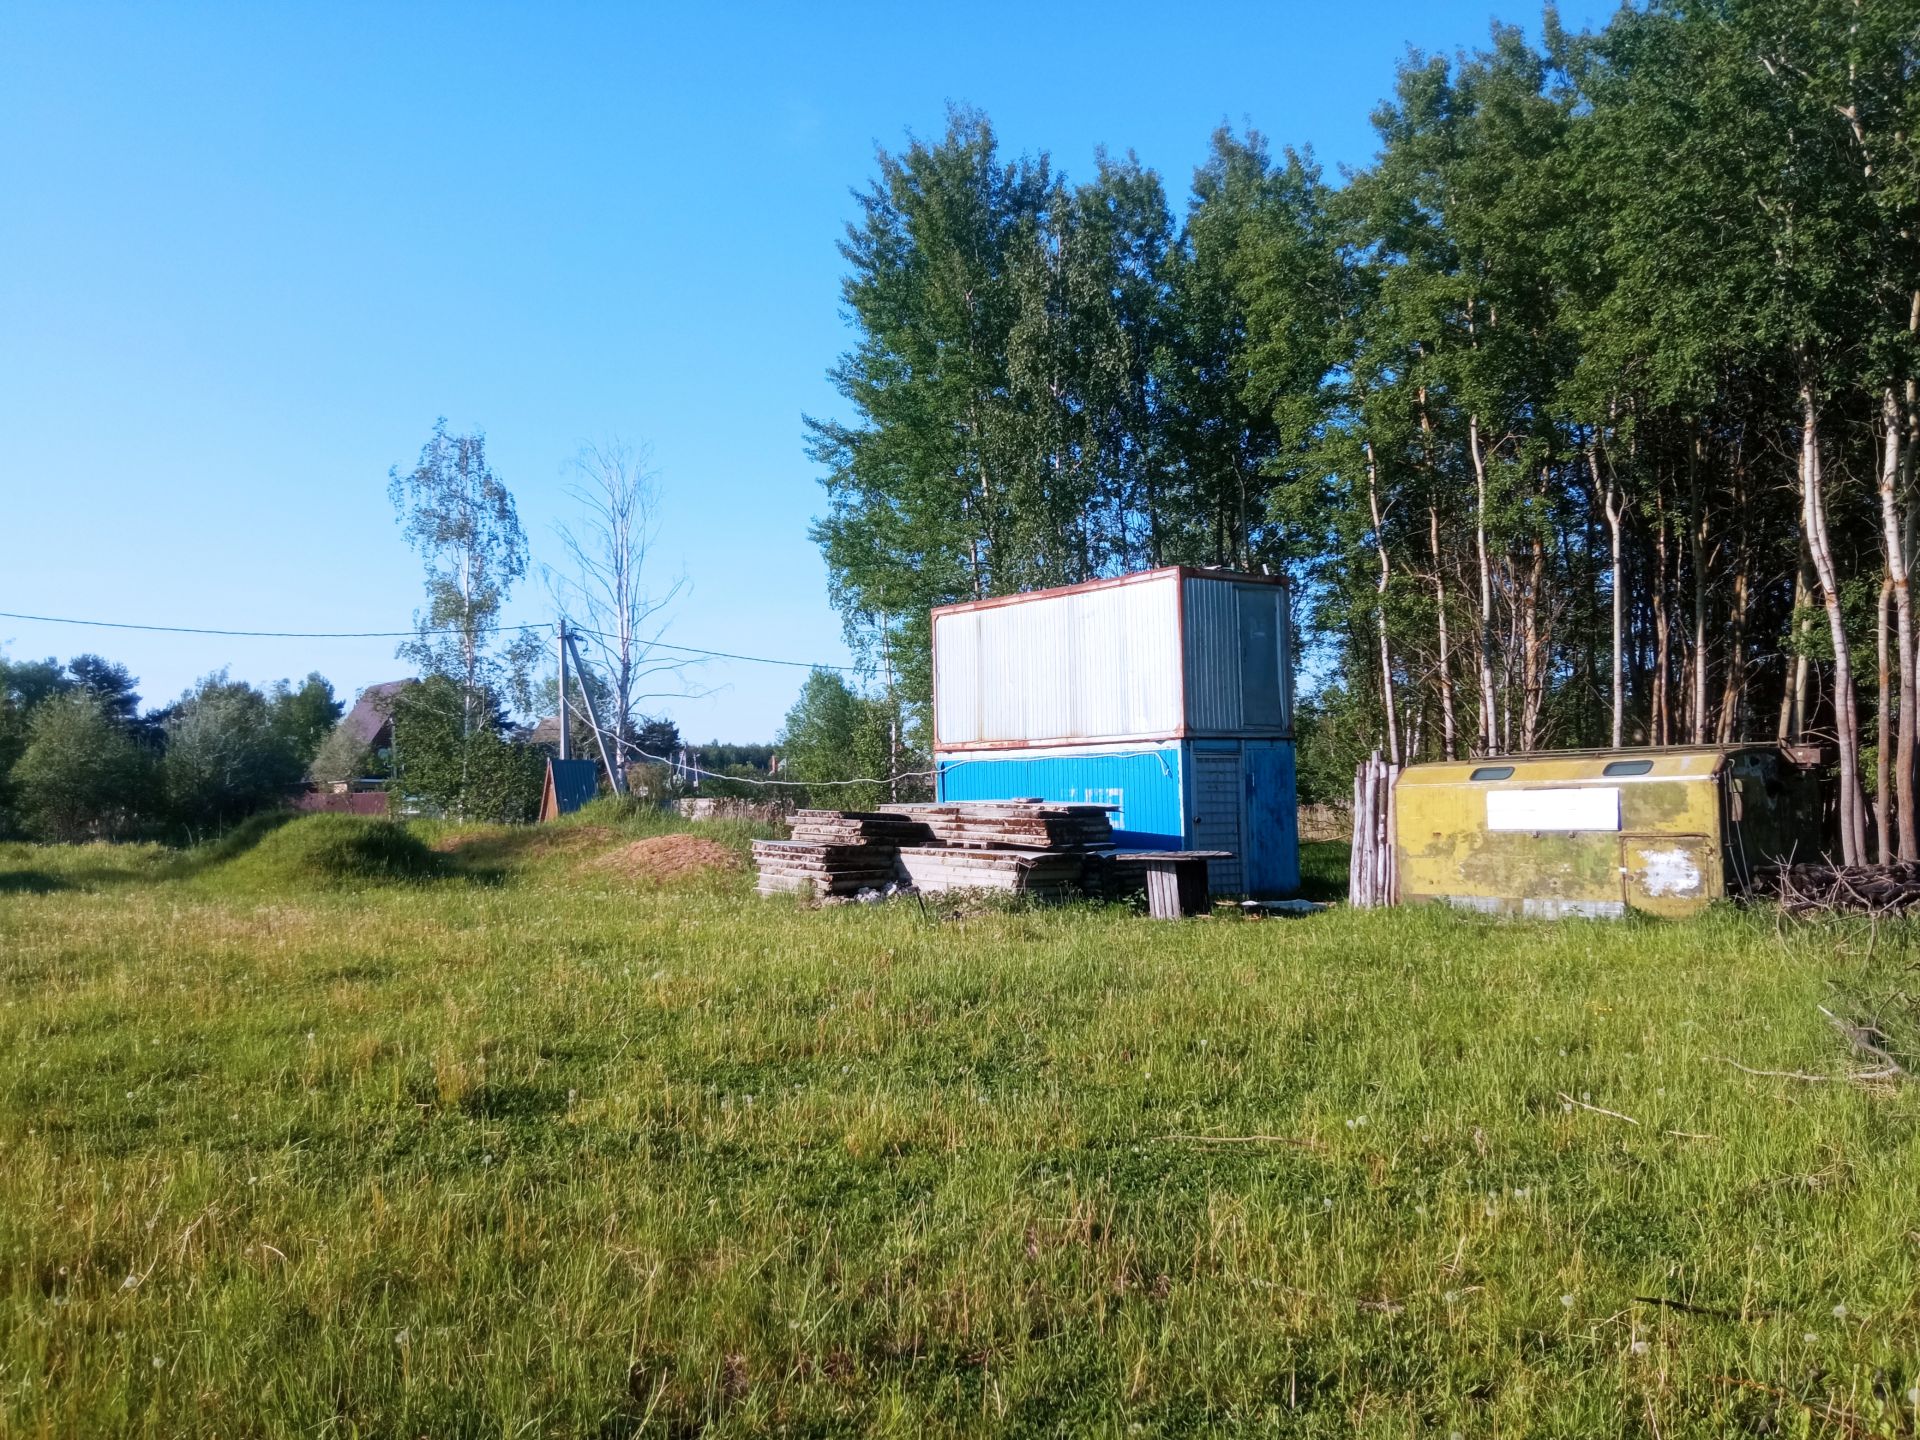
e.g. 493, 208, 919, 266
1397, 743, 1793, 786
929, 564, 1287, 619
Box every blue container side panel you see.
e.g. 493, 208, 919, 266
936, 748, 1186, 848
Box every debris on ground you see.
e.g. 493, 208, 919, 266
585, 834, 744, 882
1747, 862, 1920, 916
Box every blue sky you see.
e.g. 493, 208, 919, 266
0, 1, 1605, 740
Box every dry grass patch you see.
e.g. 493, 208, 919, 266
428, 823, 617, 856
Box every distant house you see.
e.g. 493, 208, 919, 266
291, 789, 390, 816
341, 680, 412, 758
526, 713, 566, 754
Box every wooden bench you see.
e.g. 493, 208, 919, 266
1119, 851, 1234, 919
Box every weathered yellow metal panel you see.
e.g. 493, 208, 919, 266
1393, 746, 1811, 919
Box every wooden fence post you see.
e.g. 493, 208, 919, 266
1349, 752, 1399, 908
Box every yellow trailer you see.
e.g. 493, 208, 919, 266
1393, 746, 1822, 918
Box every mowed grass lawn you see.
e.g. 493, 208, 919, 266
2, 818, 1918, 1438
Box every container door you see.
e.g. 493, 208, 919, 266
1620, 833, 1714, 917
1243, 746, 1299, 898
1191, 750, 1244, 894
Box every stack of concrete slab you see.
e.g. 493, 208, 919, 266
894, 845, 1089, 898
756, 803, 1123, 901
751, 810, 932, 897
789, 810, 933, 847
752, 839, 901, 897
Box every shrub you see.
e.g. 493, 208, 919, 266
389, 675, 544, 822
161, 673, 305, 834
13, 693, 155, 842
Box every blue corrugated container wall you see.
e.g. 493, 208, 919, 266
930, 567, 1301, 899
936, 739, 1299, 897
937, 744, 1187, 848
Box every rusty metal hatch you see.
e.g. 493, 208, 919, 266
1621, 833, 1714, 915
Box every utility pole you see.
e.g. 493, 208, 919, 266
556, 618, 571, 761
563, 630, 625, 796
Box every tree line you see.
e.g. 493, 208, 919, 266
810, 0, 1920, 862
0, 416, 859, 840
0, 656, 341, 841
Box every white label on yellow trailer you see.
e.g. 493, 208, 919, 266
1485, 786, 1621, 832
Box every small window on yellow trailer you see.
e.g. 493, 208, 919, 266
1392, 746, 1821, 918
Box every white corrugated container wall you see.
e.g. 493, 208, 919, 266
933, 572, 1183, 747
1182, 575, 1292, 736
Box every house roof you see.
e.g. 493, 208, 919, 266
341, 680, 412, 747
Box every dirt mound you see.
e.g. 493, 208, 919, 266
584, 834, 744, 882
211, 814, 439, 888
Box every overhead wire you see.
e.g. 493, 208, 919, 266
0, 608, 860, 672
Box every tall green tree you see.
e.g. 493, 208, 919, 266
389, 420, 542, 724
777, 669, 921, 812
390, 421, 544, 816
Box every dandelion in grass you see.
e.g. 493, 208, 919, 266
1832, 1303, 1847, 1319
122, 1273, 140, 1290
1629, 1339, 1649, 1356
394, 1328, 410, 1346
1561, 1294, 1574, 1309
1803, 1333, 1819, 1344
152, 1356, 164, 1370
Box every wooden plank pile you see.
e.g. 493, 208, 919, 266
1748, 861, 1920, 916
750, 810, 932, 898
882, 801, 1115, 852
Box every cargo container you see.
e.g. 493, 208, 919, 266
931, 567, 1299, 897
1393, 745, 1822, 918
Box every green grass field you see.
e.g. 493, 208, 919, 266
2, 816, 1917, 1437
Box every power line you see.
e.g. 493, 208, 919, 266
0, 608, 859, 673
570, 627, 857, 673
